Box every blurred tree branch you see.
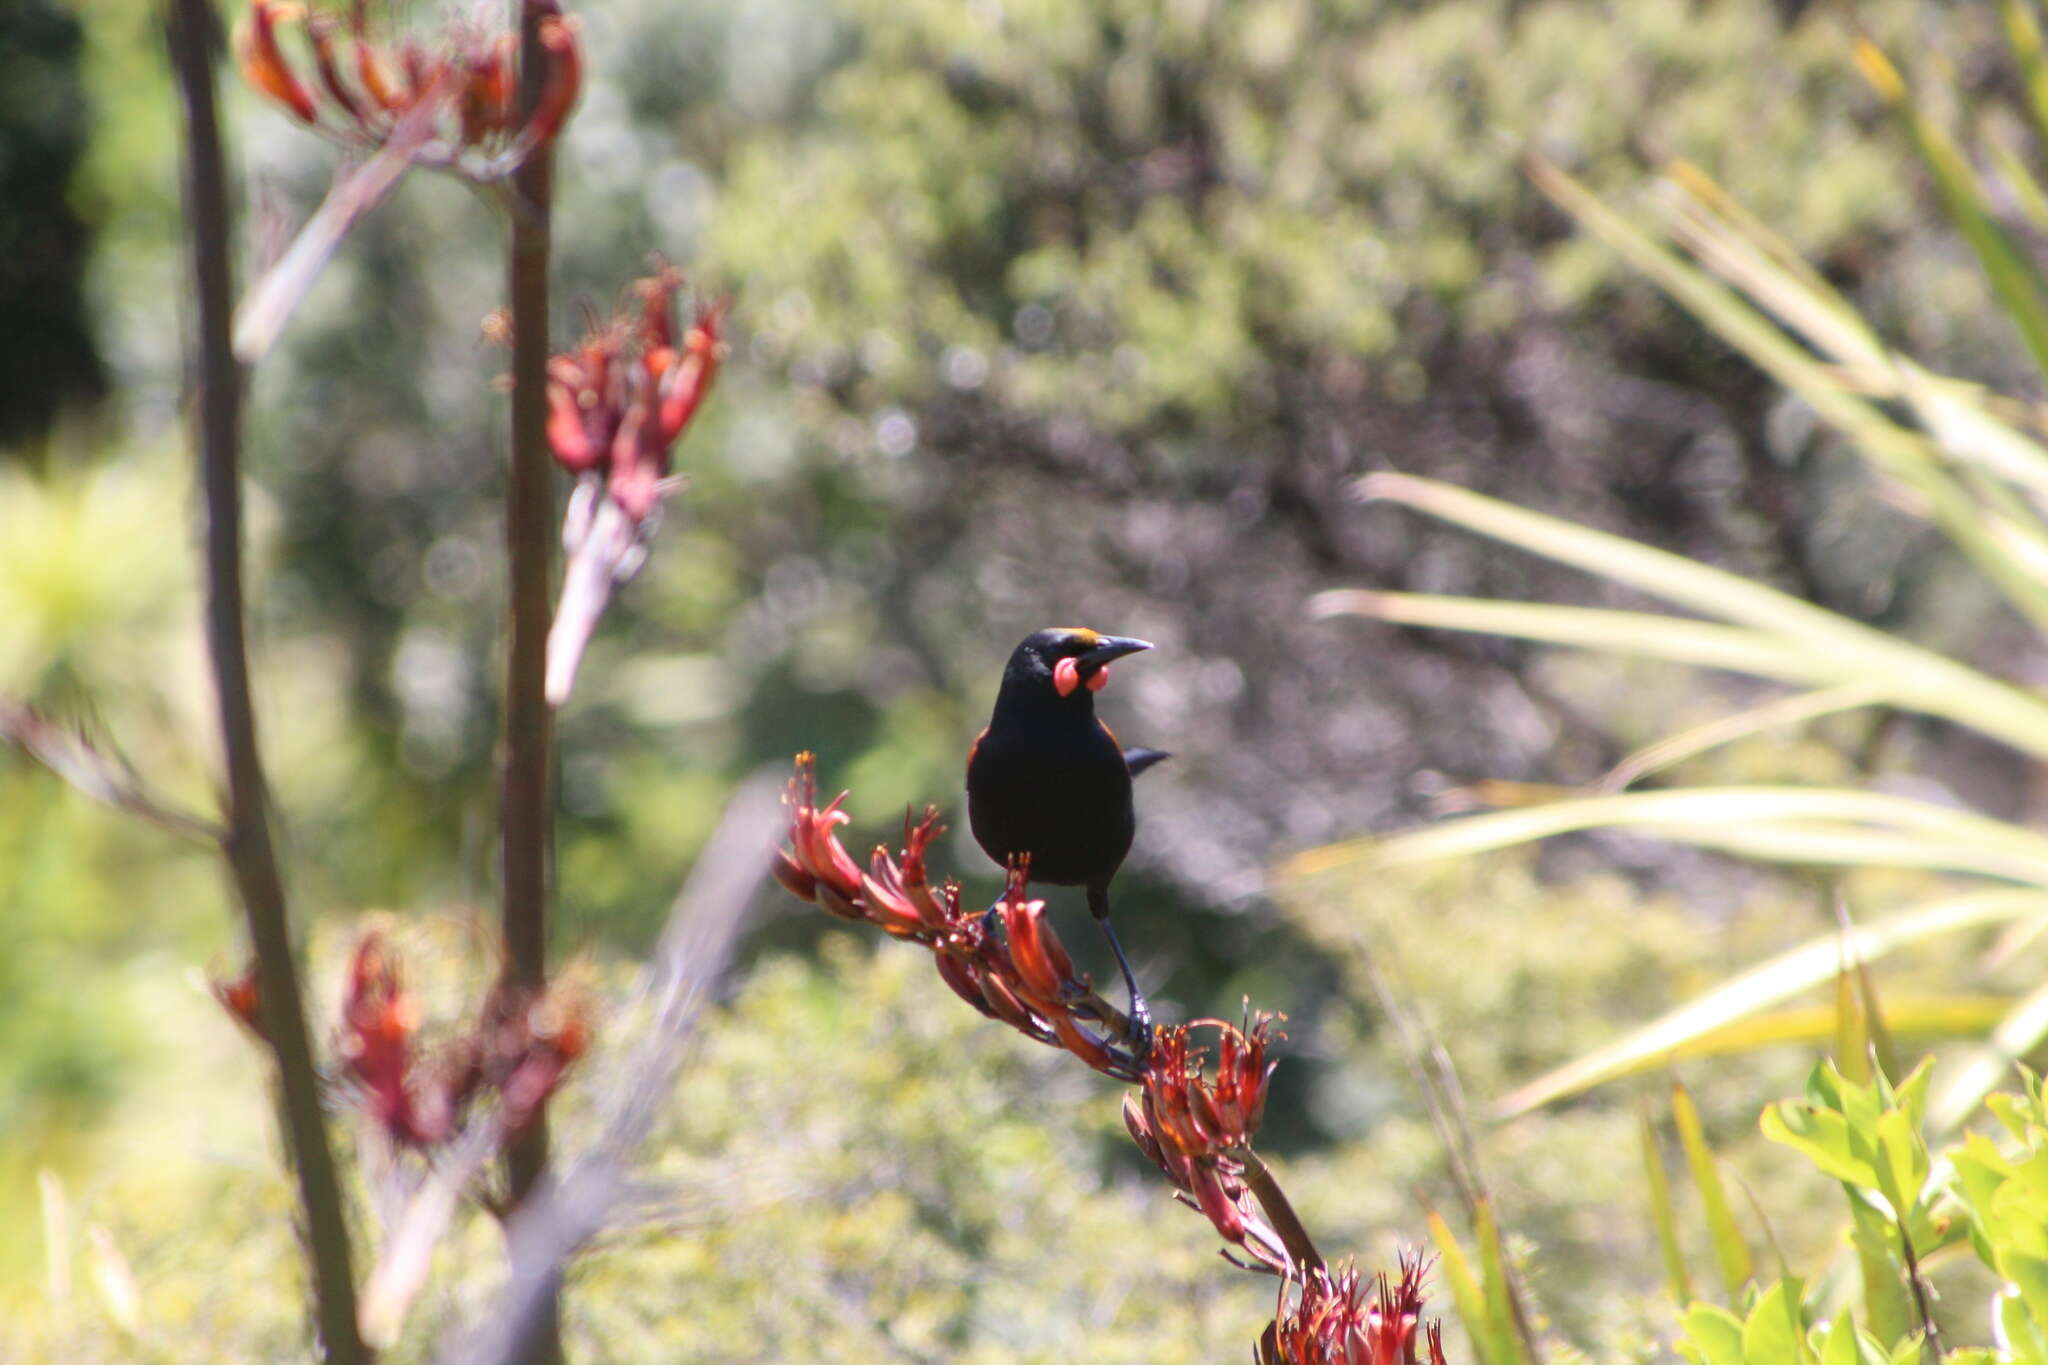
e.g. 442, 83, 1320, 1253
164, 0, 367, 1358
500, 1, 561, 1360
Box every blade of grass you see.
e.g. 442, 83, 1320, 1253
1662, 174, 1887, 373
1986, 910, 2048, 970
1475, 1199, 1536, 1365
1429, 1209, 1516, 1365
1895, 362, 2048, 504
1665, 160, 2048, 615
1676, 998, 2009, 1062
1439, 998, 2001, 1117
1676, 823, 2048, 883
1281, 786, 2048, 884
1310, 590, 1855, 686
1673, 1080, 1754, 1300
1856, 40, 2048, 382
1836, 962, 1871, 1086
1484, 891, 2048, 1116
1929, 976, 2048, 1133
1352, 472, 2048, 759
1666, 160, 1862, 327
2003, 0, 2048, 153
1732, 1173, 1794, 1286
1640, 1102, 1693, 1305
1531, 156, 2048, 636
1598, 682, 1892, 793
1986, 121, 2048, 234
1837, 895, 1902, 1082
1659, 167, 2048, 519
1355, 470, 1888, 648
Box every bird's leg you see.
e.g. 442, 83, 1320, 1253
977, 899, 1010, 956
1089, 883, 1152, 1052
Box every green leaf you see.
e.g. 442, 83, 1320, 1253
1871, 1108, 1929, 1220
1893, 1057, 1935, 1132
2011, 1251, 2048, 1341
1682, 1303, 1749, 1365
1944, 1350, 2005, 1365
2000, 1286, 2048, 1365
1761, 1097, 1877, 1189
1740, 1279, 1811, 1365
1847, 1198, 1913, 1350
1676, 1081, 1754, 1299
1643, 1102, 1694, 1305
1812, 1312, 1897, 1365
1817, 1312, 1858, 1365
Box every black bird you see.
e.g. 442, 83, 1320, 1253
966, 627, 1164, 1035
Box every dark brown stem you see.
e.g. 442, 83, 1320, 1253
1898, 1220, 1946, 1361
164, 2, 368, 1360
500, 1, 560, 1361
1236, 1148, 1325, 1276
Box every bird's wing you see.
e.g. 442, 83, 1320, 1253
1122, 746, 1171, 778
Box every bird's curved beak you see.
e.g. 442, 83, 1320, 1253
1079, 636, 1152, 670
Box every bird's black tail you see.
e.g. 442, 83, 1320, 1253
1122, 746, 1171, 778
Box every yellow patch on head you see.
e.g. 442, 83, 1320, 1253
1053, 627, 1101, 646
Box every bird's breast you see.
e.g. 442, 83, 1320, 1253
966, 718, 1135, 887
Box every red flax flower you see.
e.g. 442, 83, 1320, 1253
774, 751, 1388, 1355
214, 928, 592, 1151
1258, 1256, 1448, 1365
455, 974, 595, 1140
776, 752, 1148, 1081
543, 267, 726, 706
210, 958, 268, 1042
1123, 1011, 1295, 1272
336, 931, 440, 1145
235, 0, 581, 179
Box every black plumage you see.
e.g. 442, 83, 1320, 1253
966, 627, 1159, 1035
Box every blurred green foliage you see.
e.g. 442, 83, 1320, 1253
6, 856, 1863, 1361
9, 0, 2048, 1355
1656, 1059, 2048, 1365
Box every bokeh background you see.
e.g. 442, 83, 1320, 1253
6, 0, 2044, 1358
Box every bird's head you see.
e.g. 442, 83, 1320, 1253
1003, 627, 1153, 703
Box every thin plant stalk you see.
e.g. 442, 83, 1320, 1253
1234, 1149, 1324, 1275
164, 1, 367, 1359
499, 0, 560, 1360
